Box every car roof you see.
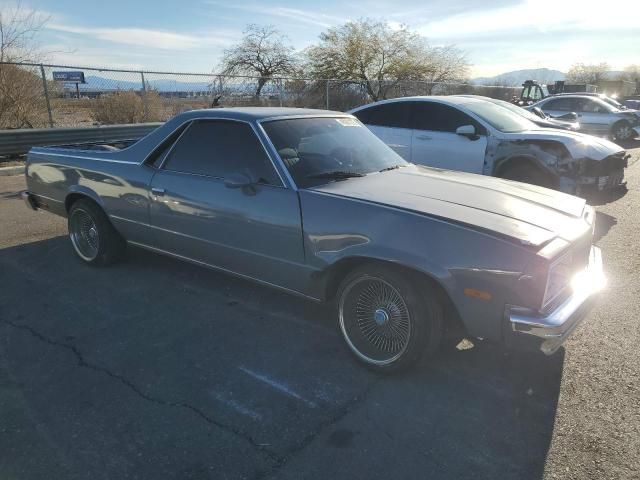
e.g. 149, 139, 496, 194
543, 94, 601, 100
173, 107, 348, 122
551, 92, 600, 96
349, 95, 486, 112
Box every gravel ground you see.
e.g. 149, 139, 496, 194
0, 147, 638, 479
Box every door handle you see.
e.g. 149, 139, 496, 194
416, 134, 432, 141
151, 187, 165, 196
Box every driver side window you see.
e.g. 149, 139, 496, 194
410, 102, 485, 134
578, 99, 604, 113
162, 120, 281, 186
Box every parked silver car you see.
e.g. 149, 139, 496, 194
350, 96, 628, 194
459, 95, 580, 131
21, 108, 605, 372
532, 94, 640, 140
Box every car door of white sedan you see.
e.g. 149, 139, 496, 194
351, 102, 413, 161
409, 101, 487, 174
367, 125, 412, 161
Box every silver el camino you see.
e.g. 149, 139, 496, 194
22, 108, 606, 372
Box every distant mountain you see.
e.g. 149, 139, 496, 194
471, 68, 566, 86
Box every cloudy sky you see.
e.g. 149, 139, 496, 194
11, 0, 640, 77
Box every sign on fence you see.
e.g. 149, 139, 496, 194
52, 71, 86, 83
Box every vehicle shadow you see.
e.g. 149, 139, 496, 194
615, 137, 640, 150
593, 212, 618, 243
587, 185, 628, 206
0, 237, 563, 480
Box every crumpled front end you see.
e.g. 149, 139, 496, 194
575, 151, 629, 193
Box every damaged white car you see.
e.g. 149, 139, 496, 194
349, 96, 628, 194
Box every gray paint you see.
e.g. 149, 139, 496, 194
24, 107, 596, 343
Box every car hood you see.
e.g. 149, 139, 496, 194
310, 165, 590, 247
501, 128, 624, 160
537, 118, 579, 130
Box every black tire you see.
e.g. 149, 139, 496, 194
612, 121, 633, 141
500, 162, 555, 189
336, 264, 443, 373
67, 198, 125, 266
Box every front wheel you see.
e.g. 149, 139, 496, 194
68, 199, 125, 266
337, 265, 443, 372
500, 162, 555, 190
612, 121, 634, 141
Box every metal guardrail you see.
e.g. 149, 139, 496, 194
0, 123, 163, 156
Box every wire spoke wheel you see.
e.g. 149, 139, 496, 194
339, 276, 411, 365
69, 208, 100, 261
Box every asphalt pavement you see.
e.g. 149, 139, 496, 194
0, 151, 638, 479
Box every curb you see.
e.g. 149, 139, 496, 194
0, 165, 25, 176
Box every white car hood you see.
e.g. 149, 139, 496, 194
502, 128, 624, 160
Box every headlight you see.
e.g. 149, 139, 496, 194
542, 250, 573, 309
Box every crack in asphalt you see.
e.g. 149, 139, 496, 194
1, 319, 283, 465
3, 318, 381, 479
253, 377, 380, 480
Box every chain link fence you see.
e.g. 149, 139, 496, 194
0, 62, 521, 129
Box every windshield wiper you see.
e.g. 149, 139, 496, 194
306, 170, 366, 180
378, 165, 403, 173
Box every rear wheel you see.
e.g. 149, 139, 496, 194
68, 199, 125, 266
612, 121, 633, 141
500, 162, 555, 189
337, 265, 443, 372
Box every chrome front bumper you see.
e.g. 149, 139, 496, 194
505, 246, 605, 355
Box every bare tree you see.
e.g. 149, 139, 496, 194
566, 62, 610, 84
419, 45, 469, 94
0, 2, 49, 128
219, 25, 297, 97
619, 64, 640, 82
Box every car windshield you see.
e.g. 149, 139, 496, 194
600, 96, 623, 110
261, 116, 408, 188
462, 101, 539, 132
488, 98, 546, 122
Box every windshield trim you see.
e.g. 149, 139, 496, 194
255, 120, 300, 190
258, 113, 354, 124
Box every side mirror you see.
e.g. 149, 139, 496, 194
456, 125, 477, 139
224, 172, 253, 189
555, 112, 578, 121
531, 107, 546, 119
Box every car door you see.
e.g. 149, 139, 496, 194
352, 102, 412, 160
538, 97, 575, 118
573, 98, 613, 136
409, 101, 488, 174
146, 119, 308, 293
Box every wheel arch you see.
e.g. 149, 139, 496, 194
64, 187, 104, 213
494, 154, 553, 177
323, 256, 466, 336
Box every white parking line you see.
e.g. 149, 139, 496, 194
210, 391, 262, 421
238, 366, 318, 408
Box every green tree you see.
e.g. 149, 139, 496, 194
306, 19, 469, 101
